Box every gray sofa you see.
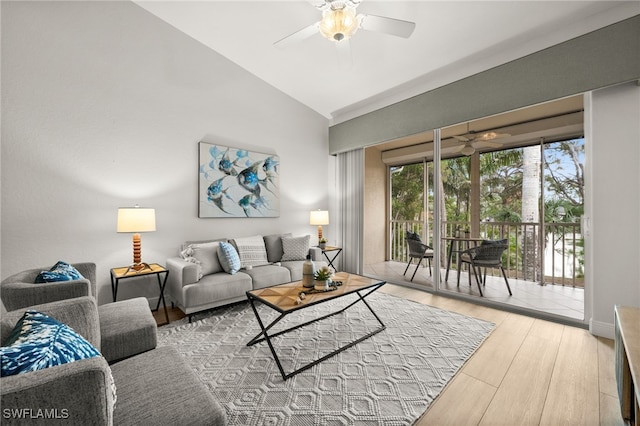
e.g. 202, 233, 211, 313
0, 296, 227, 425
166, 233, 326, 320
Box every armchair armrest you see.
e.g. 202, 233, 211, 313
460, 242, 508, 262
1, 262, 97, 311
407, 239, 433, 256
460, 245, 480, 256
0, 357, 114, 425
1, 297, 101, 350
419, 242, 433, 251
0, 280, 94, 312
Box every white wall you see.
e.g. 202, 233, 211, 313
588, 81, 640, 338
1, 1, 329, 304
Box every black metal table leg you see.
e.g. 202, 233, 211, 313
246, 282, 385, 381
322, 248, 343, 270
445, 240, 455, 281
154, 270, 170, 324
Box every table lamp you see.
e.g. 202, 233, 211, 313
117, 205, 156, 273
309, 210, 329, 241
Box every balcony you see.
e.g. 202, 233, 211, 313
364, 219, 584, 321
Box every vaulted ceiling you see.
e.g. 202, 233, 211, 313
136, 1, 638, 125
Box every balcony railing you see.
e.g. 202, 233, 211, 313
390, 220, 584, 287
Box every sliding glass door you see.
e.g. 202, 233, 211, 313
364, 96, 586, 322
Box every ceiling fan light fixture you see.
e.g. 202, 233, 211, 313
479, 131, 498, 141
319, 6, 360, 42
461, 144, 476, 156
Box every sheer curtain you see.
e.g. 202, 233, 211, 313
336, 148, 364, 274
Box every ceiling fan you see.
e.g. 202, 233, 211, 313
274, 0, 416, 49
451, 127, 511, 156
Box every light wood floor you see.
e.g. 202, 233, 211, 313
153, 283, 624, 425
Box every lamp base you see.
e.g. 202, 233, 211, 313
124, 262, 152, 274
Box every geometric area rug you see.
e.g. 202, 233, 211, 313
157, 292, 494, 425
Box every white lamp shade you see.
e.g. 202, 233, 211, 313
117, 207, 156, 233
309, 210, 329, 226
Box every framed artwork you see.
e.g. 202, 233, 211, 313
198, 142, 280, 218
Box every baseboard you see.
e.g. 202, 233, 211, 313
589, 318, 614, 339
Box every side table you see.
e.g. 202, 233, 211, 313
110, 263, 170, 324
319, 246, 343, 271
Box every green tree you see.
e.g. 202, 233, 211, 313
390, 164, 424, 221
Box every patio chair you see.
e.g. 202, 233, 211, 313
457, 239, 512, 296
403, 233, 433, 281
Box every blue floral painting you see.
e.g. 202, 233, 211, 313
199, 143, 280, 218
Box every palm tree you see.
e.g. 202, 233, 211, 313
521, 145, 541, 280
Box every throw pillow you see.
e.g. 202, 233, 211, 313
1, 310, 101, 377
281, 235, 310, 261
180, 241, 222, 278
233, 236, 269, 269
217, 242, 241, 275
263, 233, 292, 263
34, 261, 84, 283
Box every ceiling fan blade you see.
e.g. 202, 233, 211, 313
359, 14, 416, 38
452, 135, 471, 143
472, 140, 503, 149
447, 145, 466, 154
274, 23, 319, 49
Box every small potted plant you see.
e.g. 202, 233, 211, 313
314, 266, 333, 290
318, 237, 327, 249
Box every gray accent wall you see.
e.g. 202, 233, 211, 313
329, 15, 640, 154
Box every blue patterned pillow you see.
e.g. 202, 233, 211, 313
35, 261, 84, 283
217, 242, 241, 275
1, 311, 100, 377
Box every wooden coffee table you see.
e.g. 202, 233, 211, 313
246, 272, 386, 380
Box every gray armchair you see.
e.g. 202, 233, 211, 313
1, 297, 115, 425
403, 234, 433, 281
1, 262, 157, 364
457, 239, 512, 296
1, 297, 227, 425
0, 262, 97, 311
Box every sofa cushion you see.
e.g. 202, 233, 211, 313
281, 259, 322, 282
217, 242, 241, 274
34, 261, 84, 283
180, 241, 223, 278
1, 310, 100, 377
281, 235, 311, 261
233, 235, 269, 269
183, 272, 252, 309
243, 265, 291, 290
263, 233, 292, 263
